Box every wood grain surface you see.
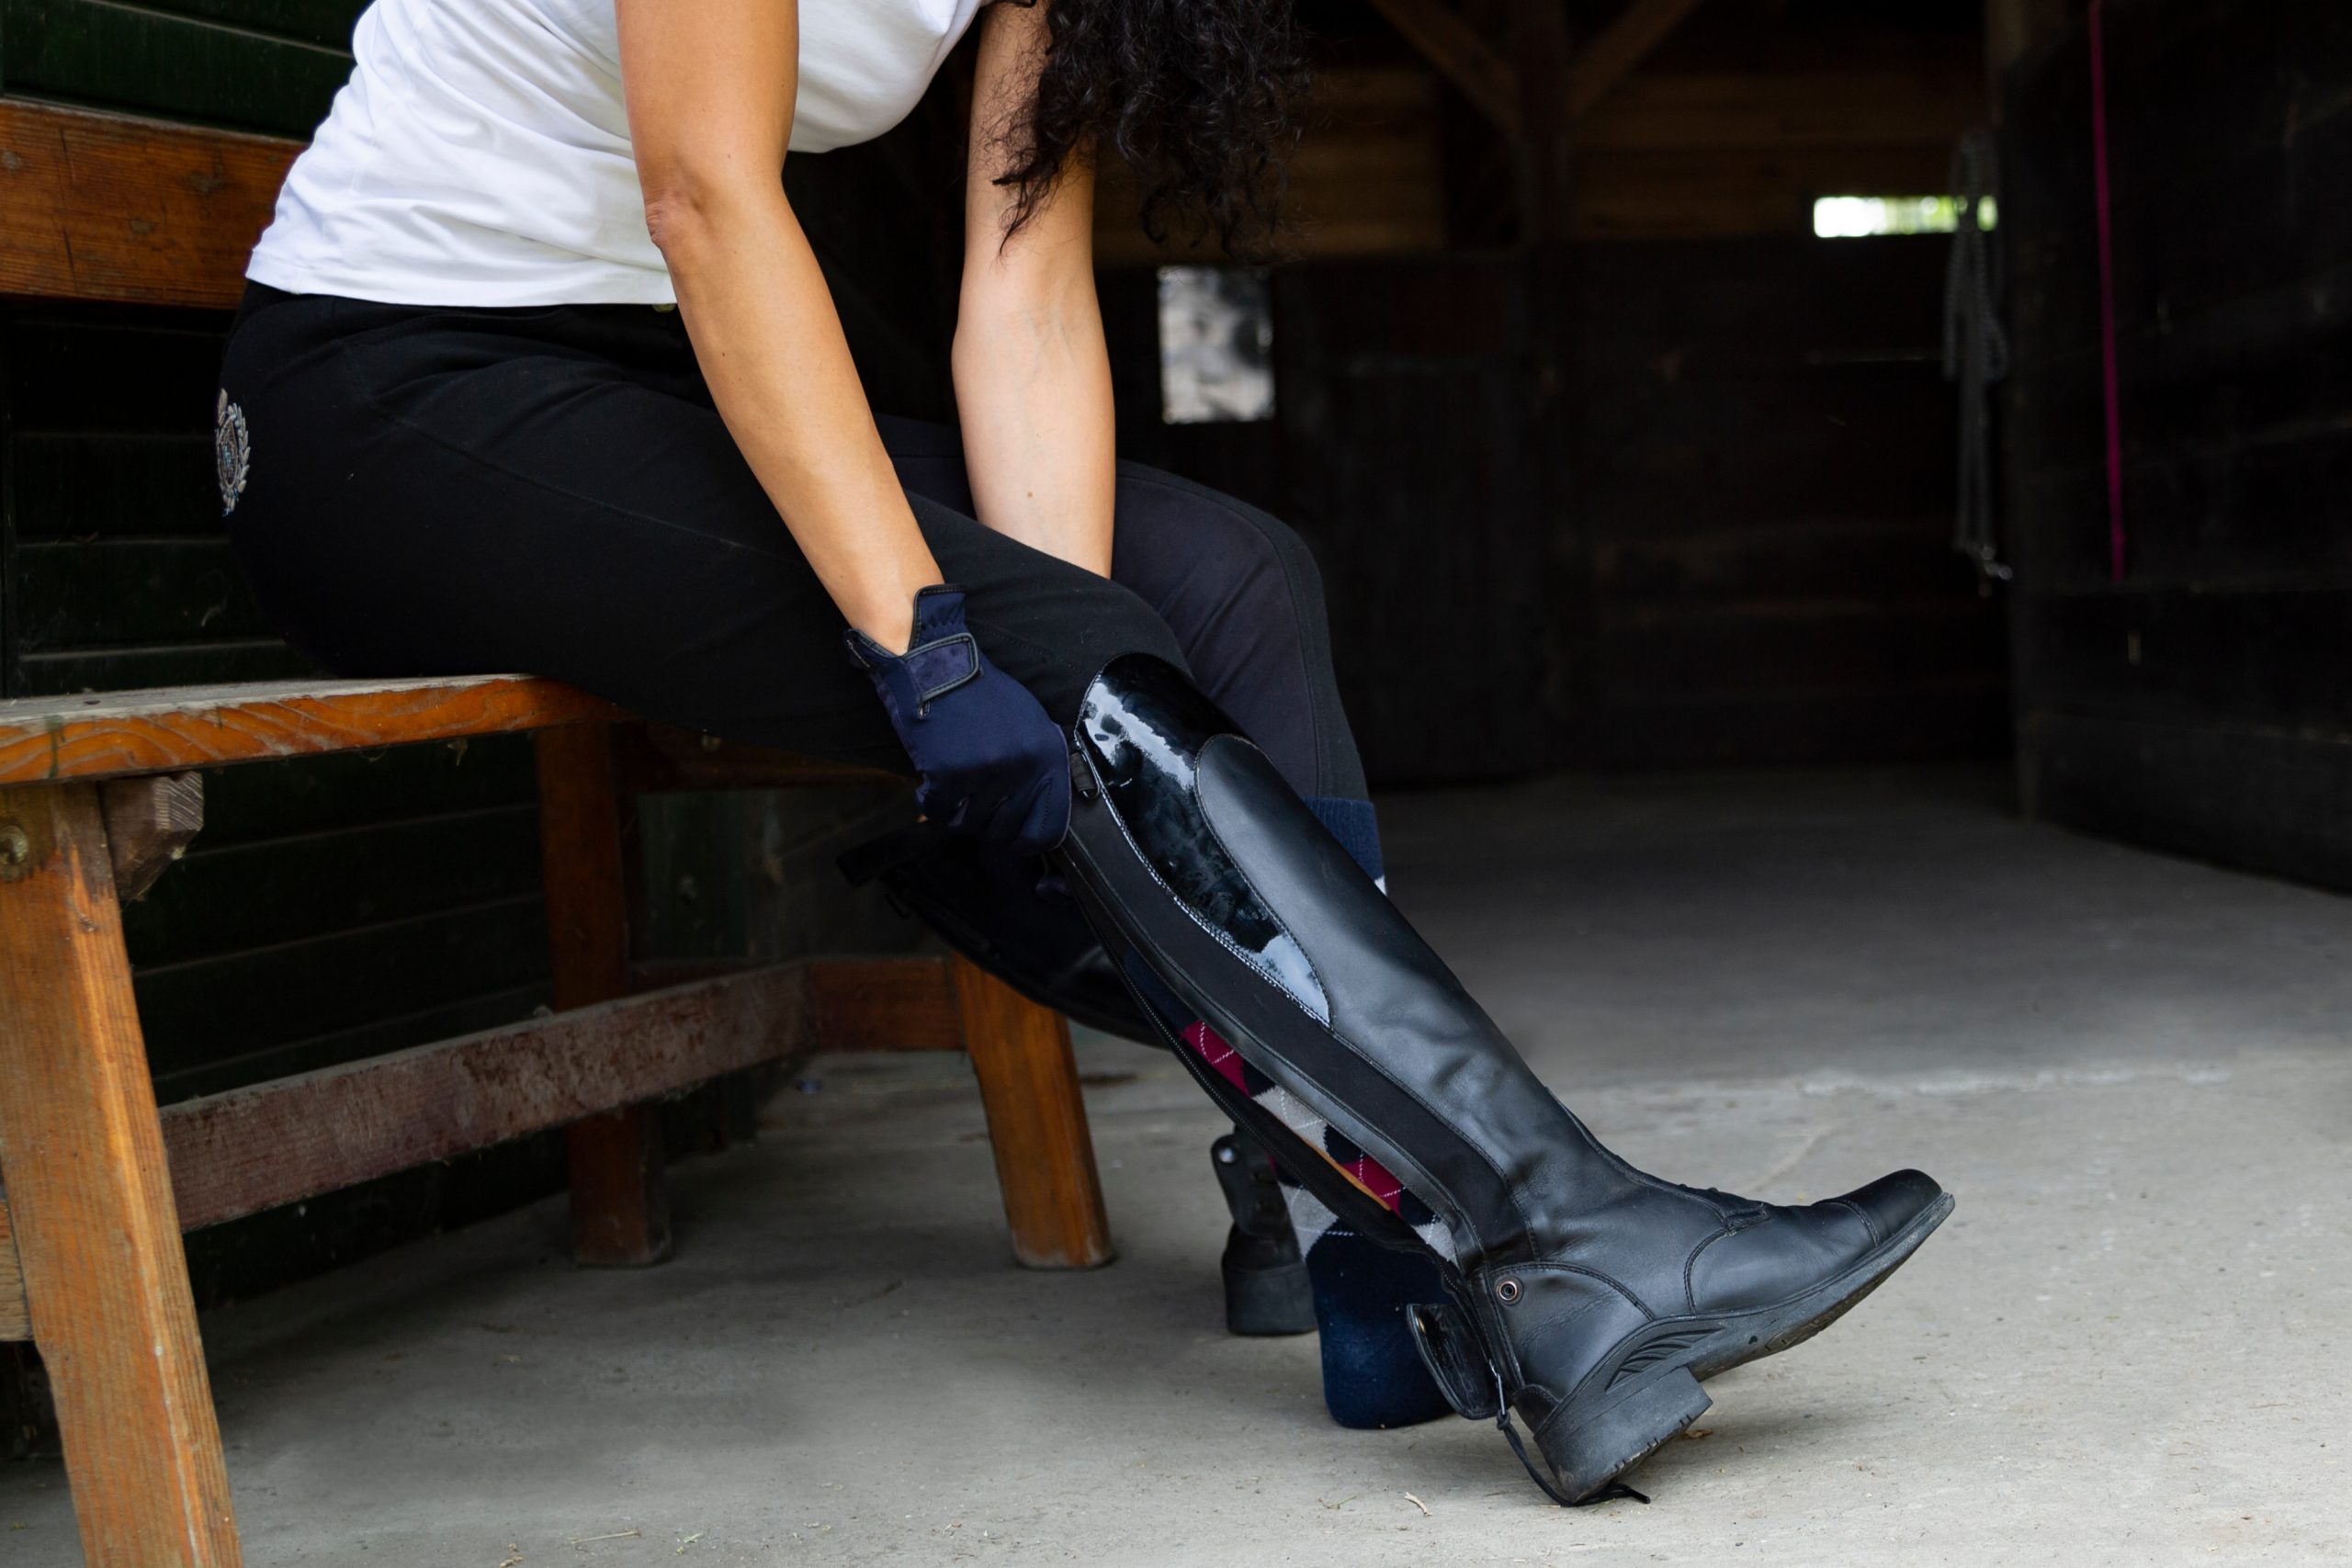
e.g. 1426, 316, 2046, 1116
0, 673, 625, 784
0, 97, 297, 309
535, 724, 673, 1266
0, 783, 242, 1563
951, 956, 1114, 1269
162, 965, 807, 1232
0, 1190, 28, 1341
806, 955, 963, 1052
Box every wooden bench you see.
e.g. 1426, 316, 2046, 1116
0, 95, 1113, 1568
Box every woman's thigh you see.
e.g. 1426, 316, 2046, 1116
877, 415, 1363, 800
218, 297, 1181, 766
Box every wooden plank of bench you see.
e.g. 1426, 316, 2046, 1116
0, 674, 624, 785
0, 1189, 28, 1341
162, 965, 808, 1233
0, 782, 241, 1562
0, 98, 297, 310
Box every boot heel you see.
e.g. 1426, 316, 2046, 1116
1532, 1368, 1711, 1503
1222, 1249, 1313, 1336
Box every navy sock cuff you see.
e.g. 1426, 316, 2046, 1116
1304, 796, 1385, 884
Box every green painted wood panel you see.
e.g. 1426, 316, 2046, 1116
194, 734, 539, 845
15, 638, 316, 693
135, 0, 368, 51
12, 434, 221, 540
0, 0, 353, 138
123, 804, 545, 967
133, 893, 550, 1081
16, 536, 268, 645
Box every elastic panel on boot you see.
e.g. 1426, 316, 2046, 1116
1182, 1021, 1457, 1266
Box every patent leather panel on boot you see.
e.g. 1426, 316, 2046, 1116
1056, 655, 1954, 1506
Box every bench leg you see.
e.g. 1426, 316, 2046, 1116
0, 784, 241, 1565
950, 956, 1114, 1269
535, 726, 672, 1267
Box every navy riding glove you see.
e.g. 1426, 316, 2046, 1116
846, 585, 1071, 856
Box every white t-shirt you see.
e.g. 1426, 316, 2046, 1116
247, 0, 986, 306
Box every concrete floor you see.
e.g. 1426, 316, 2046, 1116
6, 768, 2347, 1565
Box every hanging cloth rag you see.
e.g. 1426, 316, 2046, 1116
1941, 127, 2012, 589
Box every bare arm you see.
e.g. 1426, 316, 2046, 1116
617, 0, 937, 652
954, 0, 1117, 577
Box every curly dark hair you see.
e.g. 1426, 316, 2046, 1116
989, 0, 1310, 256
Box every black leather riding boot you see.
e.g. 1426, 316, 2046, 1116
1054, 655, 1954, 1505
842, 828, 1316, 1337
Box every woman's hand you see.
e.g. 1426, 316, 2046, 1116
847, 587, 1070, 854
616, 0, 941, 652
954, 1, 1118, 579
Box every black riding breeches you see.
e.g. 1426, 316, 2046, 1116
216, 283, 1368, 803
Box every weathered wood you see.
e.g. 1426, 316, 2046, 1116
0, 98, 297, 310
0, 1190, 28, 1342
99, 772, 204, 902
0, 674, 626, 785
1567, 0, 1711, 118
160, 966, 808, 1231
951, 957, 1113, 1269
0, 783, 241, 1564
535, 724, 671, 1267
615, 724, 899, 794
1363, 0, 1519, 136
807, 955, 963, 1053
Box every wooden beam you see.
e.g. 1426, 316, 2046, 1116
0, 1190, 28, 1342
0, 99, 297, 310
98, 773, 204, 902
1516, 2, 1577, 249
1985, 0, 2075, 114
1363, 0, 1521, 137
952, 958, 1114, 1269
1568, 0, 1710, 119
0, 674, 626, 786
161, 965, 808, 1232
0, 783, 242, 1563
807, 956, 964, 1053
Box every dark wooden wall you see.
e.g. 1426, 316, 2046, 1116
1561, 234, 2008, 765
2002, 0, 2352, 889
1104, 255, 1551, 785
1104, 234, 2003, 781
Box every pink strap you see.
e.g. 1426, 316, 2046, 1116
2090, 0, 2126, 581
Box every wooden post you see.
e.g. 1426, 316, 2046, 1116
1985, 0, 2075, 118
950, 956, 1113, 1269
0, 784, 241, 1565
535, 725, 671, 1267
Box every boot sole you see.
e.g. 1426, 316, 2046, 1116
1531, 1190, 1955, 1503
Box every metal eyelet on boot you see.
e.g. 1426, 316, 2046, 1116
1495, 1278, 1522, 1304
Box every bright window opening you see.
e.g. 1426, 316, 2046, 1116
1813, 195, 1997, 239
1157, 266, 1275, 424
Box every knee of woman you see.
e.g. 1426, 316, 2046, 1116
1206, 509, 1332, 653
1079, 572, 1189, 669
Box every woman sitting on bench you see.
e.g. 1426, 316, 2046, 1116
218, 0, 1950, 1505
